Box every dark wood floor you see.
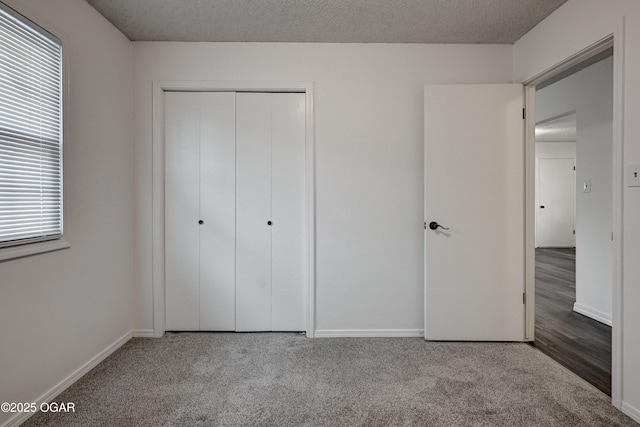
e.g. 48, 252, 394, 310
533, 247, 612, 396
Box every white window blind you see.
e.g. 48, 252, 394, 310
0, 3, 62, 248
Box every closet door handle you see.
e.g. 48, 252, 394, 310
267, 220, 272, 226
199, 220, 204, 225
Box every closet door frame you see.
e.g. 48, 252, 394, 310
152, 81, 316, 338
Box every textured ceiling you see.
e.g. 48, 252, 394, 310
84, 0, 568, 44
536, 113, 577, 142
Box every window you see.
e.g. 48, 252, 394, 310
0, 3, 63, 250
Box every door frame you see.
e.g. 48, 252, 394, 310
523, 25, 624, 407
151, 81, 316, 338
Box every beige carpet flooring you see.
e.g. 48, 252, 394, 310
22, 333, 638, 426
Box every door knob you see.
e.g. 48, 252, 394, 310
199, 220, 204, 225
429, 221, 449, 231
267, 220, 272, 226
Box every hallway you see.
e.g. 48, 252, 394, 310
534, 247, 611, 395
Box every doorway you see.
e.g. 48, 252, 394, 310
535, 114, 576, 248
532, 49, 614, 395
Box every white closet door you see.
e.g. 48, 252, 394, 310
271, 93, 306, 331
236, 93, 273, 331
199, 93, 236, 330
165, 92, 200, 330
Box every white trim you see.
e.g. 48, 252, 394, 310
132, 329, 155, 338
423, 106, 428, 340
1, 331, 132, 427
523, 28, 624, 408
0, 239, 70, 262
573, 303, 613, 326
524, 85, 536, 342
610, 18, 625, 409
151, 82, 165, 338
304, 84, 316, 338
522, 37, 614, 87
621, 402, 640, 424
152, 80, 315, 338
315, 329, 424, 338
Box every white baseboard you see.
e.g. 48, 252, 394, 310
132, 329, 155, 338
314, 329, 424, 338
2, 331, 133, 427
573, 302, 612, 326
622, 401, 640, 423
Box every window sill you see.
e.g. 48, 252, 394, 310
0, 239, 70, 262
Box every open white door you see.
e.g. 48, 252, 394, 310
424, 84, 525, 341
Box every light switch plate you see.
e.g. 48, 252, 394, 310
583, 180, 591, 193
629, 163, 640, 187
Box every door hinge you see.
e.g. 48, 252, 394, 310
573, 166, 576, 170
611, 231, 614, 241
523, 293, 526, 304
523, 108, 526, 120
573, 230, 575, 235
423, 221, 426, 230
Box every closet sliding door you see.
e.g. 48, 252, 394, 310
236, 94, 273, 331
236, 93, 306, 332
165, 92, 236, 331
165, 92, 200, 331
199, 93, 236, 330
165, 91, 305, 332
271, 94, 306, 331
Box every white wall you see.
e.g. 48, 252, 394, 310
514, 0, 640, 418
132, 43, 513, 334
0, 1, 133, 425
536, 58, 613, 325
536, 143, 577, 157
